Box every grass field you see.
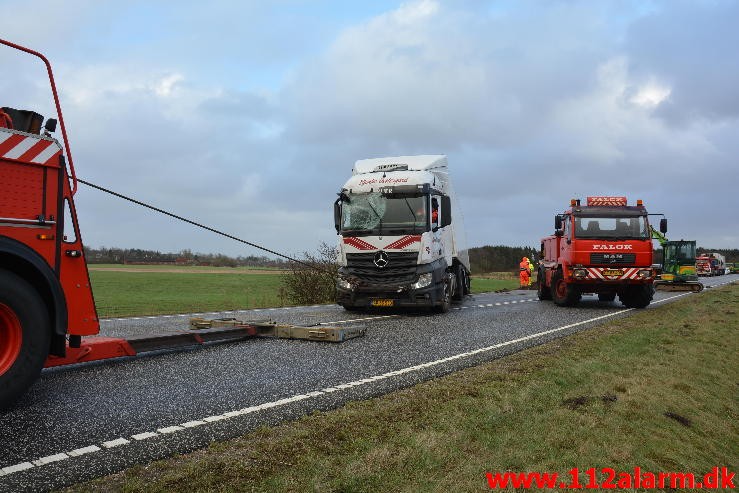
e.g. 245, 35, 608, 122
90, 271, 286, 318
470, 276, 520, 293
68, 284, 738, 492
88, 264, 286, 273
89, 266, 519, 318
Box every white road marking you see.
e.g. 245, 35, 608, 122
157, 426, 184, 434
0, 462, 33, 476
32, 453, 69, 466
181, 421, 206, 428
131, 432, 158, 441
1, 291, 713, 478
101, 438, 130, 449
317, 314, 398, 325
67, 445, 101, 457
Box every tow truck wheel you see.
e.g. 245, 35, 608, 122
0, 269, 50, 411
598, 293, 616, 302
537, 269, 552, 300
620, 285, 652, 308
551, 271, 580, 307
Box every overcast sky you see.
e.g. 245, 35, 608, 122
1, 0, 737, 259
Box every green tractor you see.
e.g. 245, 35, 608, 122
650, 228, 704, 292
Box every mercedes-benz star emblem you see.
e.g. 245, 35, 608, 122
373, 250, 389, 268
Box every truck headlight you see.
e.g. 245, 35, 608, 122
638, 269, 652, 279
573, 269, 588, 279
411, 273, 433, 289
337, 277, 353, 290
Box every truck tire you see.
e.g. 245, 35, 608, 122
434, 281, 451, 313
598, 293, 616, 302
550, 271, 580, 307
620, 285, 653, 308
0, 269, 50, 411
452, 265, 466, 302
537, 269, 552, 300
341, 304, 360, 312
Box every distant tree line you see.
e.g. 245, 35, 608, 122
84, 246, 287, 268
696, 248, 739, 263
85, 244, 737, 273
469, 245, 539, 274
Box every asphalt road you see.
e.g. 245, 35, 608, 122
1, 275, 736, 492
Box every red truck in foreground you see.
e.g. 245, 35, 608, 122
0, 39, 356, 411
537, 197, 665, 308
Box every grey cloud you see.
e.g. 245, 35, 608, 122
626, 0, 739, 124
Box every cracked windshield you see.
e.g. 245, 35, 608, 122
342, 192, 427, 235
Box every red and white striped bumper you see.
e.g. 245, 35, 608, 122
579, 267, 653, 281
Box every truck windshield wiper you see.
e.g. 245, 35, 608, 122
403, 197, 417, 234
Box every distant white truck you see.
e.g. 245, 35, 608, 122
333, 155, 470, 312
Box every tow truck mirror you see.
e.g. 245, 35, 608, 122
555, 215, 562, 231
660, 218, 667, 234
44, 118, 57, 133
333, 199, 341, 233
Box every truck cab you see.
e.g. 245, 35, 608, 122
333, 155, 469, 313
538, 196, 658, 308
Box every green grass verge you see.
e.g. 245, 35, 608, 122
89, 267, 518, 318
470, 276, 520, 293
88, 264, 286, 272
90, 271, 286, 318
68, 284, 738, 492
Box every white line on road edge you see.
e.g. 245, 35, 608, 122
0, 292, 694, 479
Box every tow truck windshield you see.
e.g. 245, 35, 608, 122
341, 192, 427, 236
574, 215, 649, 239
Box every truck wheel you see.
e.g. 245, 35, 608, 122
537, 269, 552, 300
341, 304, 360, 312
598, 293, 616, 302
620, 285, 653, 308
434, 282, 451, 313
0, 269, 50, 411
452, 265, 466, 302
550, 271, 580, 307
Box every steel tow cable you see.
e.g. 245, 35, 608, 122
77, 178, 333, 274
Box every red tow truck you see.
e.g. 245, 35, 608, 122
537, 197, 665, 308
0, 39, 358, 411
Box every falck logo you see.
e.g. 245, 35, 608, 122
373, 250, 389, 268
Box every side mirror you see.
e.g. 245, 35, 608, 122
555, 215, 562, 231
660, 218, 667, 234
44, 118, 57, 133
441, 196, 452, 227
333, 199, 341, 234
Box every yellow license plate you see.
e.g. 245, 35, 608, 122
603, 269, 622, 277
371, 299, 394, 307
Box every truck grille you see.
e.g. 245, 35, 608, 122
590, 253, 636, 265
346, 252, 419, 285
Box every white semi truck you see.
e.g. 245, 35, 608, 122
333, 155, 470, 312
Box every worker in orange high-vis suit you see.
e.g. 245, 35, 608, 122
519, 257, 530, 288
527, 258, 534, 287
